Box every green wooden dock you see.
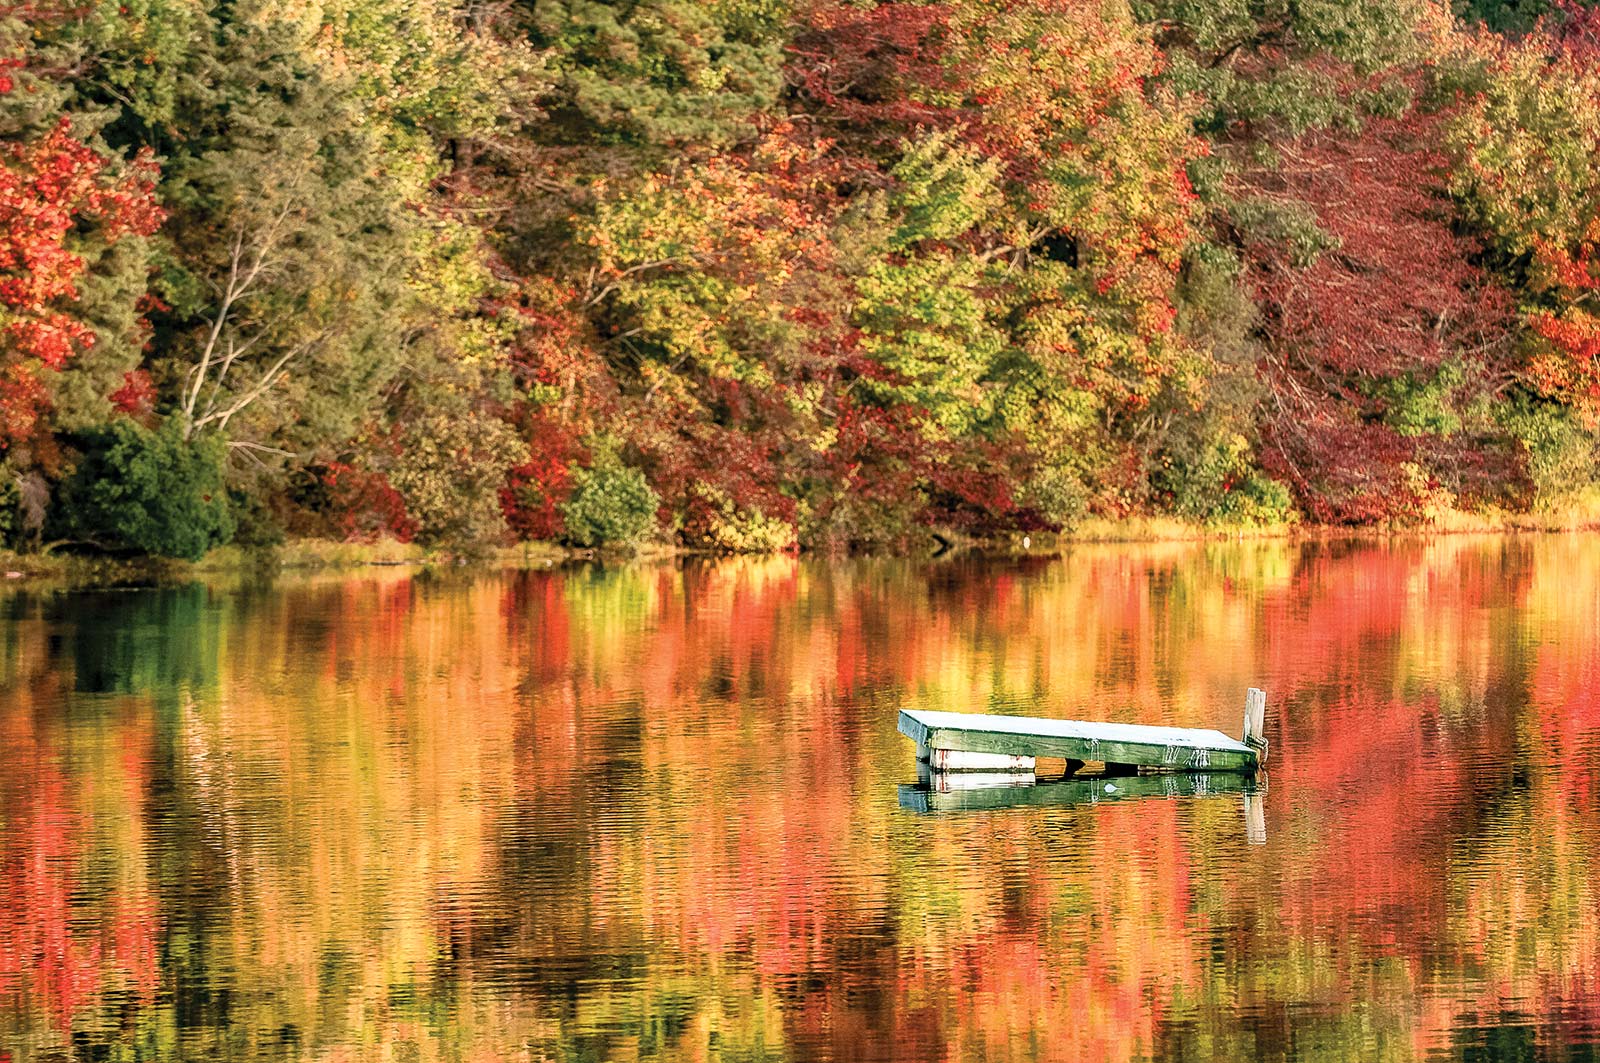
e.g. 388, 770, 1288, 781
898, 689, 1267, 774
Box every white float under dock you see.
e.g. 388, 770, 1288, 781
900, 688, 1268, 775
898, 770, 1265, 814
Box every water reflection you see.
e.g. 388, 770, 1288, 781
0, 538, 1598, 1060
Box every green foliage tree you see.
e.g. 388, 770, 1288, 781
1444, 37, 1600, 258
55, 419, 235, 559
1440, 26, 1600, 505
529, 0, 787, 148
560, 460, 661, 548
1498, 395, 1600, 504
1134, 0, 1436, 135
0, 472, 19, 549
151, 15, 438, 452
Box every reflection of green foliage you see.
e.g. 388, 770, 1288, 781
56, 420, 236, 560
561, 564, 657, 685
68, 584, 222, 698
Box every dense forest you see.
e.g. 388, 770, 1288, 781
4, 0, 1600, 557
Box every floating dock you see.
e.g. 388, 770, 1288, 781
899, 688, 1267, 775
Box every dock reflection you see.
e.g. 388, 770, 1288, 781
899, 767, 1267, 836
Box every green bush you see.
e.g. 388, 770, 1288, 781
560, 462, 660, 548
1371, 362, 1465, 438
228, 487, 287, 548
0, 472, 18, 549
1022, 464, 1090, 529
1160, 432, 1297, 527
1210, 471, 1297, 527
1499, 393, 1599, 506
57, 419, 236, 560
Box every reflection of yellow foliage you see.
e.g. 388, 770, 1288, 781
176, 577, 521, 1025
6, 535, 1600, 1060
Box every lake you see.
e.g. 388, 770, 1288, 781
3, 536, 1599, 1061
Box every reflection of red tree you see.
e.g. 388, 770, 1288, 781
1532, 643, 1600, 809
1255, 546, 1512, 947
0, 704, 159, 1031
0, 763, 101, 1028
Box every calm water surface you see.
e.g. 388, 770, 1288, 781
3, 537, 1600, 1062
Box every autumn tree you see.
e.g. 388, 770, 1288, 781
528, 0, 788, 149
1239, 113, 1518, 522
148, 20, 424, 450
74, 0, 535, 547
0, 2, 165, 544
1443, 14, 1600, 503
8, 0, 1600, 552
0, 122, 161, 451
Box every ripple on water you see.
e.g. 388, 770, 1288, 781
2, 541, 1600, 1060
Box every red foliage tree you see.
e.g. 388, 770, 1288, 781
497, 275, 618, 542
320, 462, 418, 543
108, 369, 156, 419
1551, 0, 1600, 59
1244, 110, 1516, 522
0, 119, 162, 450
501, 409, 586, 541
1526, 218, 1600, 420
785, 2, 959, 139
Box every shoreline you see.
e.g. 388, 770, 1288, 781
4, 506, 1600, 589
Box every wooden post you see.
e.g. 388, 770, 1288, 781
1241, 687, 1268, 762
